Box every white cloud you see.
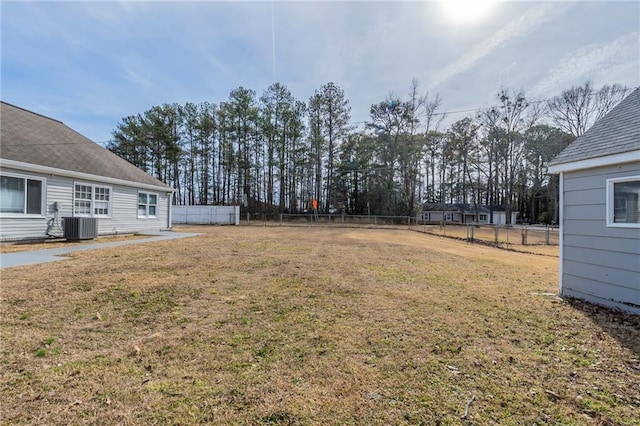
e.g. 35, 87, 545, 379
122, 67, 154, 91
530, 32, 640, 96
3, 1, 638, 142
425, 2, 573, 91
197, 46, 243, 88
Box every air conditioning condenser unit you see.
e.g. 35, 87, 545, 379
63, 217, 98, 240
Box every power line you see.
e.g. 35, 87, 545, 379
13, 86, 635, 147
354, 85, 635, 127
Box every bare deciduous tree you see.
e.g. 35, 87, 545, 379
547, 81, 628, 137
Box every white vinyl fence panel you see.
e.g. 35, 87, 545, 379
172, 206, 239, 225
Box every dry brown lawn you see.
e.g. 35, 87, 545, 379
1, 226, 638, 425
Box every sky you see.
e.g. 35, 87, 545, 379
1, 0, 639, 144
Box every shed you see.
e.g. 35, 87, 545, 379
548, 88, 640, 314
0, 101, 174, 241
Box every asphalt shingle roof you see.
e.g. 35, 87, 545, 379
548, 87, 640, 166
421, 203, 516, 214
0, 102, 171, 190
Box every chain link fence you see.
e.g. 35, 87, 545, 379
242, 213, 559, 255
278, 213, 414, 227
416, 222, 559, 247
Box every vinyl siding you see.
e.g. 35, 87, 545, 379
562, 276, 639, 310
561, 162, 640, 314
421, 211, 515, 224
0, 212, 49, 241
0, 168, 52, 240
107, 186, 170, 234
425, 212, 443, 222
1, 167, 170, 241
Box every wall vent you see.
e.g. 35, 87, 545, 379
63, 217, 98, 240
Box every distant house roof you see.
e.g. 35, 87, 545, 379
422, 203, 515, 214
548, 87, 640, 173
0, 101, 171, 191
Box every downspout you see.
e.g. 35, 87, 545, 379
558, 172, 564, 296
167, 192, 173, 230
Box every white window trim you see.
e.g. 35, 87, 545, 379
137, 191, 159, 219
73, 182, 112, 218
0, 172, 47, 218
606, 175, 640, 228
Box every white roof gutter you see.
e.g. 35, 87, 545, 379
548, 150, 640, 174
0, 159, 175, 193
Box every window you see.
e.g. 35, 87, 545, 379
74, 183, 111, 217
614, 197, 627, 222
607, 177, 640, 227
94, 187, 110, 216
138, 192, 158, 218
423, 212, 431, 221
0, 174, 44, 215
479, 214, 488, 222
445, 213, 452, 222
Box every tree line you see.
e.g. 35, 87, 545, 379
107, 80, 629, 224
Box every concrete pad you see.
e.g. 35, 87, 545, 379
0, 232, 200, 269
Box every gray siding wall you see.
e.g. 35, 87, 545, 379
0, 167, 170, 241
424, 212, 444, 222
561, 162, 640, 314
421, 211, 514, 225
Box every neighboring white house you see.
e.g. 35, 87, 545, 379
421, 203, 518, 225
0, 101, 174, 241
548, 88, 640, 315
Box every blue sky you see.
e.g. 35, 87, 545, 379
2, 1, 638, 144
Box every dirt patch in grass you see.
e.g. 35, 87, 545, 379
1, 226, 637, 425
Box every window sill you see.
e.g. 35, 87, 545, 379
0, 214, 46, 219
607, 223, 640, 228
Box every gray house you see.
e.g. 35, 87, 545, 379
421, 203, 518, 225
548, 88, 640, 314
0, 102, 174, 241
